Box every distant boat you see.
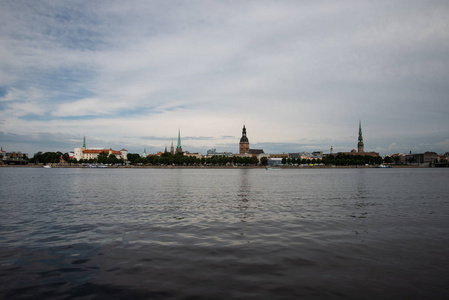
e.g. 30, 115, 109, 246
43, 165, 51, 168
266, 167, 281, 170
86, 164, 107, 168
376, 164, 391, 168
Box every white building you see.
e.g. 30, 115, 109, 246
73, 136, 128, 161
73, 147, 128, 161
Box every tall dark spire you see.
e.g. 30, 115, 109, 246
82, 135, 86, 150
357, 120, 364, 153
358, 120, 363, 142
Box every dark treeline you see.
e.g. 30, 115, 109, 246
30, 151, 124, 165
128, 152, 260, 166
29, 151, 259, 166
321, 153, 383, 166
29, 151, 385, 166
282, 154, 383, 166
30, 152, 67, 164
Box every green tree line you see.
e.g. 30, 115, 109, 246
282, 154, 384, 166
128, 152, 260, 166
30, 152, 66, 164
30, 151, 124, 165
29, 151, 388, 166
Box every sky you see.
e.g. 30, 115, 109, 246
1, 0, 448, 157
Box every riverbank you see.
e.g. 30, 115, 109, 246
0, 164, 432, 169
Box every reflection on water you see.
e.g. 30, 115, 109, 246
237, 169, 252, 222
1, 167, 449, 299
353, 169, 369, 219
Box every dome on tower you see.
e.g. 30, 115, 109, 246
240, 125, 249, 143
240, 136, 249, 143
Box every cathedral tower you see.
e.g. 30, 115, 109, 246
357, 120, 364, 153
176, 129, 182, 154
239, 125, 250, 154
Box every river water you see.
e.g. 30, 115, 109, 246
0, 167, 448, 299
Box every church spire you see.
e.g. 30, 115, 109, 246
357, 120, 364, 153
82, 135, 86, 150
358, 120, 363, 142
176, 129, 182, 154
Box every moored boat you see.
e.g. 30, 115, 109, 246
376, 164, 391, 168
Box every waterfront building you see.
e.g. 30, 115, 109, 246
249, 149, 264, 156
311, 151, 323, 158
390, 153, 407, 164
148, 152, 164, 157
238, 125, 264, 156
1, 149, 29, 165
338, 121, 379, 157
183, 151, 203, 159
289, 153, 301, 159
206, 149, 233, 157
405, 151, 438, 165
267, 158, 284, 166
73, 136, 128, 161
269, 153, 289, 159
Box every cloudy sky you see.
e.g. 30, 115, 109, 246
1, 0, 448, 156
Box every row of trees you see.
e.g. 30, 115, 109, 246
29, 151, 387, 166
129, 153, 384, 167
30, 152, 67, 164
128, 152, 260, 166
282, 154, 384, 166
30, 151, 124, 165
29, 151, 258, 166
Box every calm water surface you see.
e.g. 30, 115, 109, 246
1, 167, 448, 299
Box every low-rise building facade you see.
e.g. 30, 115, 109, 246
74, 148, 128, 161
73, 136, 128, 161
1, 151, 29, 165
405, 151, 438, 164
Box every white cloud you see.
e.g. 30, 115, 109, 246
52, 97, 123, 117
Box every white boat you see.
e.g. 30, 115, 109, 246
43, 165, 51, 168
266, 167, 281, 170
376, 164, 391, 168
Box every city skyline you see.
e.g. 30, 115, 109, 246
1, 1, 448, 156
2, 122, 444, 158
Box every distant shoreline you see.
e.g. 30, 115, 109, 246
0, 164, 431, 169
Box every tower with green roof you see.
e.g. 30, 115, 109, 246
176, 129, 182, 154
